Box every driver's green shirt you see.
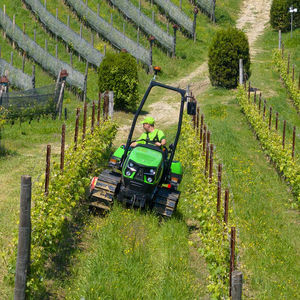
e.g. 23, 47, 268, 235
137, 129, 165, 144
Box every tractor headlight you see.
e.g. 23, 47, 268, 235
144, 167, 157, 176
125, 170, 132, 176
127, 160, 137, 172
147, 177, 153, 183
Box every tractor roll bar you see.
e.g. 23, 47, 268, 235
120, 80, 187, 173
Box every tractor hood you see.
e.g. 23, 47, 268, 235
129, 146, 163, 167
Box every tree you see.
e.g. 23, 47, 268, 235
98, 52, 139, 112
208, 27, 251, 89
270, 0, 300, 31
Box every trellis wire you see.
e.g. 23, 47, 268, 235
64, 0, 151, 66
0, 7, 85, 90
24, 0, 103, 67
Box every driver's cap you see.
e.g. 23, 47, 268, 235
141, 116, 155, 125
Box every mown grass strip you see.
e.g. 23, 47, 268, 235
237, 85, 300, 206
63, 205, 206, 300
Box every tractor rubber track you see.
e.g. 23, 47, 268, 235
153, 187, 180, 217
90, 169, 121, 211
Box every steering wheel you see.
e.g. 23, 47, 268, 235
131, 139, 163, 148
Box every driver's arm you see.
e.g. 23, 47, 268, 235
155, 138, 166, 147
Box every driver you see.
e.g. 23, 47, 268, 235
130, 117, 166, 148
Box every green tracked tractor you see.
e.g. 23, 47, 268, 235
90, 80, 196, 217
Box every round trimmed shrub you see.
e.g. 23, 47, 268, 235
270, 0, 300, 31
208, 27, 251, 89
98, 52, 139, 111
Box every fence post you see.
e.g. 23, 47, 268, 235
60, 124, 65, 171
200, 114, 204, 142
248, 81, 251, 101
232, 271, 243, 300
104, 92, 109, 120
205, 144, 209, 176
209, 144, 213, 183
172, 24, 178, 58
82, 101, 87, 141
275, 112, 279, 131
269, 107, 272, 130
253, 90, 256, 104
196, 107, 200, 134
207, 130, 211, 145
202, 125, 207, 153
149, 36, 155, 70
22, 54, 25, 73
292, 126, 296, 159
74, 108, 80, 150
56, 70, 68, 119
108, 91, 114, 119
224, 189, 229, 224
14, 176, 31, 300
193, 7, 198, 42
91, 101, 95, 134
32, 65, 35, 89
287, 54, 290, 75
258, 93, 262, 113
97, 92, 101, 126
239, 59, 243, 85
229, 227, 236, 297
217, 164, 222, 213
282, 120, 286, 149
45, 145, 51, 195
263, 100, 266, 121
278, 30, 281, 49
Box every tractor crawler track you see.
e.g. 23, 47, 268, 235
154, 187, 180, 217
90, 169, 121, 211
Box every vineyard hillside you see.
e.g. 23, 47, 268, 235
0, 0, 299, 299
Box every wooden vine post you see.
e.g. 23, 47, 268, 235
209, 144, 214, 183
229, 227, 236, 297
82, 101, 87, 141
60, 124, 65, 171
91, 101, 95, 134
224, 189, 229, 224
97, 92, 101, 126
14, 176, 32, 300
45, 145, 51, 195
74, 108, 80, 150
200, 114, 204, 142
217, 164, 222, 213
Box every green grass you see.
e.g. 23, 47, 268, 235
196, 26, 300, 298
59, 205, 208, 299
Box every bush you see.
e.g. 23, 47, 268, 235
98, 52, 139, 112
270, 0, 300, 31
208, 27, 251, 89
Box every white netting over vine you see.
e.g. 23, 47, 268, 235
109, 0, 174, 52
0, 58, 33, 90
195, 0, 215, 18
65, 0, 151, 66
0, 8, 85, 91
153, 0, 193, 36
24, 0, 103, 67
